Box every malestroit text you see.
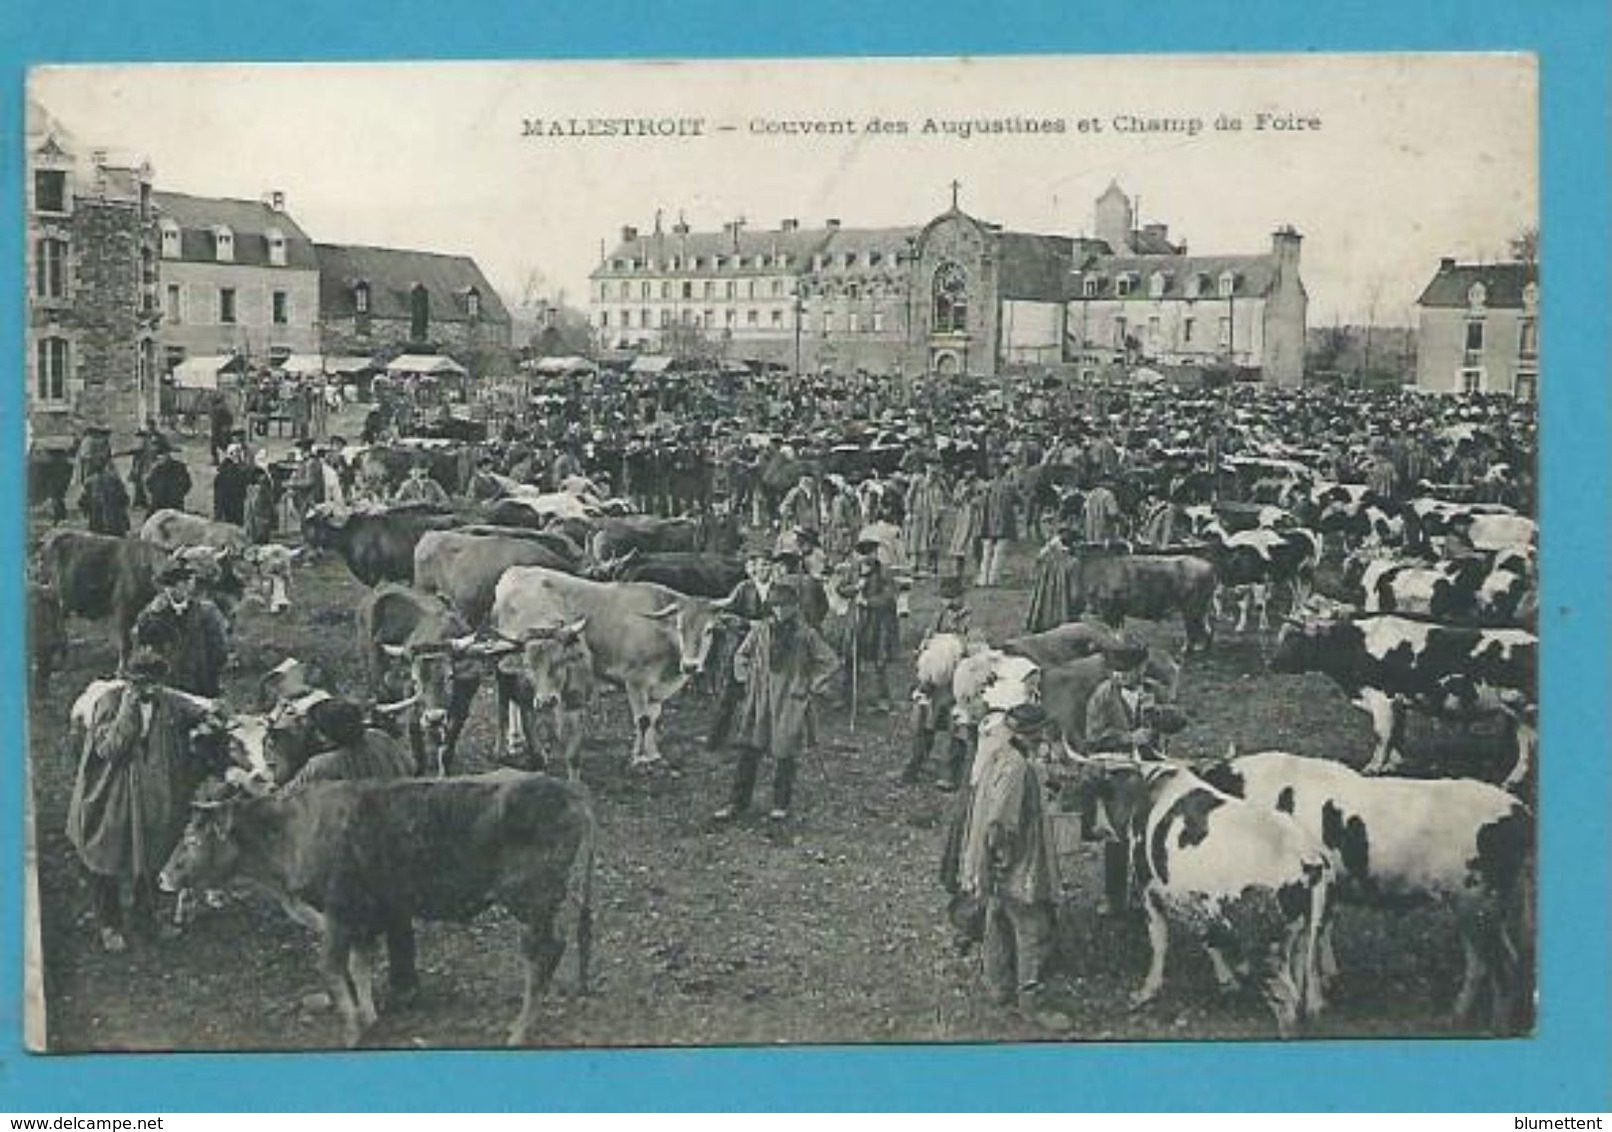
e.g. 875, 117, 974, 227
519, 112, 1323, 140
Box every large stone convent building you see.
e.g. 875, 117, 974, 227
589, 182, 1308, 385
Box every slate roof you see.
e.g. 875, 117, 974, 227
996, 231, 1076, 302
1416, 262, 1537, 309
316, 243, 511, 325
1072, 253, 1279, 300
153, 191, 318, 270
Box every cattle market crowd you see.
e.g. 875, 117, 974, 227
29, 366, 1538, 1047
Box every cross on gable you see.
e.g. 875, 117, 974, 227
949, 179, 962, 210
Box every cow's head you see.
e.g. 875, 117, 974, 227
159, 792, 247, 894
516, 618, 593, 711
640, 592, 736, 676
301, 503, 350, 547
1269, 598, 1350, 673
1054, 746, 1151, 842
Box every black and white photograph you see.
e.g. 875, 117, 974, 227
24, 54, 1539, 1052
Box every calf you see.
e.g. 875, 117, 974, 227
1200, 750, 1533, 1029
1064, 755, 1330, 1036
1269, 609, 1537, 787
159, 772, 596, 1048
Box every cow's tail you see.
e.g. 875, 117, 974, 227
569, 789, 598, 996
1299, 857, 1332, 1024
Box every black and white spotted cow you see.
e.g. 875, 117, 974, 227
1268, 609, 1537, 788
1199, 523, 1323, 632
1339, 550, 1538, 629
1062, 754, 1331, 1037
1406, 498, 1530, 557
1200, 750, 1534, 1029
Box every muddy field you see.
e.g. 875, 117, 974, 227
29, 447, 1531, 1052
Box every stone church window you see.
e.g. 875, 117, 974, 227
932, 261, 968, 334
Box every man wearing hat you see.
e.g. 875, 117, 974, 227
208, 394, 235, 465
975, 459, 1019, 588
212, 443, 250, 525
929, 573, 973, 638
1084, 635, 1160, 916
716, 579, 840, 822
67, 648, 229, 951
941, 701, 1070, 1031
132, 561, 231, 698
78, 455, 131, 536
706, 550, 777, 751
838, 539, 899, 710
287, 436, 330, 529
143, 440, 192, 514
393, 459, 451, 507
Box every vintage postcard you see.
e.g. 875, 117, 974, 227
24, 54, 1538, 1052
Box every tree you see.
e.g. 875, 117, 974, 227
1508, 226, 1538, 264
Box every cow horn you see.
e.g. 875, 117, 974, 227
448, 632, 478, 653
562, 617, 588, 641
709, 588, 740, 612
379, 643, 409, 659
372, 694, 419, 715
641, 603, 680, 621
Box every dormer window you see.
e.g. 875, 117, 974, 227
159, 219, 181, 259
466, 288, 481, 319
1115, 274, 1135, 298
1217, 271, 1236, 298
212, 225, 234, 263
1148, 271, 1167, 299
266, 227, 287, 267
1082, 276, 1099, 298
1185, 272, 1209, 299
1522, 281, 1539, 313
1467, 281, 1488, 310
354, 281, 370, 314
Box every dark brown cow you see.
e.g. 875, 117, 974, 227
160, 772, 596, 1048
1067, 547, 1217, 652
302, 503, 463, 587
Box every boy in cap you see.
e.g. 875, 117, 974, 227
132, 561, 231, 698
941, 701, 1071, 1031
1084, 635, 1158, 916
930, 573, 973, 637
717, 580, 840, 822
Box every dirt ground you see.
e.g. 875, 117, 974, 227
29, 433, 1531, 1052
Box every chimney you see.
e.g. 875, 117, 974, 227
1439, 256, 1457, 272
825, 218, 841, 230
672, 221, 690, 236
1143, 222, 1169, 244
263, 190, 286, 213
781, 218, 799, 232
1271, 224, 1303, 268
621, 225, 639, 243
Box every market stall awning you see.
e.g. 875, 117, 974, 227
629, 354, 675, 375
171, 355, 241, 390
279, 354, 376, 377
527, 355, 595, 375
386, 353, 468, 377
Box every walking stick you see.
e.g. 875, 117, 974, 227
849, 601, 860, 735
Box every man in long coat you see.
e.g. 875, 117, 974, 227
715, 581, 839, 822
213, 445, 249, 524
904, 462, 949, 577
80, 464, 130, 536
975, 461, 1020, 588
143, 447, 192, 513
67, 648, 225, 951
941, 702, 1070, 1030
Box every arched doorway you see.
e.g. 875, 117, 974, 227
932, 349, 960, 376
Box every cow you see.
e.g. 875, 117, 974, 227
413, 528, 576, 627
359, 585, 482, 776
139, 508, 248, 553
1268, 608, 1538, 788
1066, 547, 1217, 652
1039, 649, 1183, 751
1183, 502, 1294, 537
1405, 498, 1520, 556
301, 503, 463, 587
490, 566, 734, 767
1200, 750, 1534, 1029
453, 522, 587, 571
36, 530, 245, 663
907, 633, 990, 785
1059, 754, 1331, 1037
1003, 621, 1124, 669
159, 771, 596, 1048
1200, 524, 1322, 633
1338, 552, 1536, 628
238, 543, 303, 614
487, 618, 596, 779
588, 515, 700, 563
609, 551, 746, 599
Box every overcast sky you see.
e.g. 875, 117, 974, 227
32, 54, 1536, 325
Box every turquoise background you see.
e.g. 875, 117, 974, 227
2, 0, 1607, 1111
